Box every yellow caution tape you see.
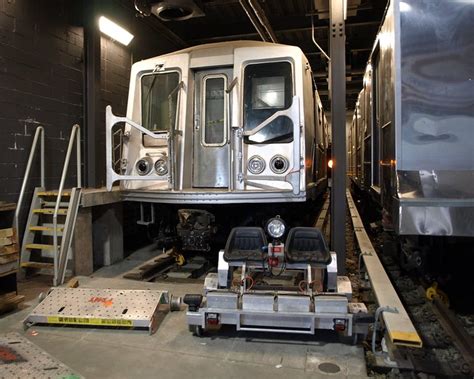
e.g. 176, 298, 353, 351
46, 316, 133, 326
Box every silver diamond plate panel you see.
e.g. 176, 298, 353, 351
0, 333, 83, 379
24, 288, 169, 334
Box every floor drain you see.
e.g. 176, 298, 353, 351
318, 362, 341, 374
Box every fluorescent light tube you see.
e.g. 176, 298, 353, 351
99, 16, 134, 46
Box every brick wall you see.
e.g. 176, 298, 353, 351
0, 0, 84, 205
0, 0, 179, 242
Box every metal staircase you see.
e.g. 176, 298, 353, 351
15, 125, 82, 286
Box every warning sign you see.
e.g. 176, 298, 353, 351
46, 317, 133, 326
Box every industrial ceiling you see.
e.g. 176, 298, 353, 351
127, 0, 388, 112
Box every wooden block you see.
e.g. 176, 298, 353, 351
66, 277, 79, 288
123, 251, 174, 281
0, 245, 17, 255
0, 293, 25, 314
0, 228, 13, 238
0, 253, 18, 264
0, 203, 16, 212
73, 208, 93, 276
0, 261, 18, 275
0, 236, 13, 246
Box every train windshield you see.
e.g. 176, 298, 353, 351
141, 72, 180, 132
243, 62, 293, 144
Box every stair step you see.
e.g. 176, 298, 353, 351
33, 208, 68, 215
21, 262, 54, 269
42, 201, 70, 207
37, 191, 71, 197
25, 243, 59, 251
29, 226, 65, 232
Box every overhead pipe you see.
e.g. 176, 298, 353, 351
239, 0, 277, 43
247, 0, 277, 43
239, 0, 271, 42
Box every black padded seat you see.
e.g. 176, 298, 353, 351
284, 227, 331, 265
224, 227, 267, 262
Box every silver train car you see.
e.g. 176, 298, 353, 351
348, 0, 474, 266
106, 41, 329, 250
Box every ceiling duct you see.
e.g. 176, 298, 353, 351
151, 0, 204, 21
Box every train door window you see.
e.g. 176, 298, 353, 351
372, 47, 381, 187
141, 72, 180, 132
243, 62, 293, 144
202, 75, 227, 146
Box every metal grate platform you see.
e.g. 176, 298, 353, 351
0, 333, 83, 378
24, 288, 170, 335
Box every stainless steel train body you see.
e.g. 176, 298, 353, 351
106, 41, 329, 205
348, 0, 474, 238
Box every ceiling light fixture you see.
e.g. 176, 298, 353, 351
98, 16, 134, 46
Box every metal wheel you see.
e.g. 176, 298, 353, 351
189, 325, 204, 337
170, 295, 182, 311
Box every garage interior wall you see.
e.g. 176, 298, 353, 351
0, 0, 177, 229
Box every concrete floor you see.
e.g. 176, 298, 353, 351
0, 246, 368, 378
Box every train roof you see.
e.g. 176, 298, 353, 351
139, 40, 305, 63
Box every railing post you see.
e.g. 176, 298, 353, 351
14, 126, 45, 244
53, 124, 81, 285
76, 127, 82, 188
40, 128, 45, 188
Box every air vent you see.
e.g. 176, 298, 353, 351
151, 0, 205, 21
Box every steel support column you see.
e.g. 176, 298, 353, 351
83, 0, 101, 188
329, 0, 346, 274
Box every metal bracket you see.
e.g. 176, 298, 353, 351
358, 251, 372, 281
371, 306, 399, 356
137, 202, 155, 226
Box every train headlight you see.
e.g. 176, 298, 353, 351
136, 157, 153, 176
270, 155, 289, 174
154, 158, 168, 176
248, 155, 265, 175
266, 216, 286, 239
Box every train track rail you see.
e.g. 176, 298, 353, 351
348, 190, 474, 377
431, 296, 474, 374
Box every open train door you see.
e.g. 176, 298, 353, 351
192, 68, 233, 188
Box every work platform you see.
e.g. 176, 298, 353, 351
24, 287, 170, 334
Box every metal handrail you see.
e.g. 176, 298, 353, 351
53, 124, 81, 279
14, 126, 45, 241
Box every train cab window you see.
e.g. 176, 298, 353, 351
141, 72, 180, 132
203, 75, 226, 146
243, 62, 293, 144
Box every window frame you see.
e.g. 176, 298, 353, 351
241, 59, 295, 144
139, 69, 181, 133
201, 73, 228, 147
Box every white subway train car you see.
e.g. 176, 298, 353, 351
105, 41, 329, 251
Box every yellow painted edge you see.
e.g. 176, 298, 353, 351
29, 226, 64, 232
33, 209, 67, 214
20, 262, 54, 268
46, 316, 133, 327
390, 330, 423, 348
25, 244, 56, 250
37, 191, 71, 196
